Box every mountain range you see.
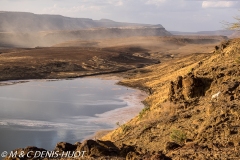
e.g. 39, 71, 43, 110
170, 30, 240, 38
0, 11, 172, 48
0, 11, 155, 32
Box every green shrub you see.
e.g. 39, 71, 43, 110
170, 129, 187, 145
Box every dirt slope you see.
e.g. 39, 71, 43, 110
101, 38, 240, 159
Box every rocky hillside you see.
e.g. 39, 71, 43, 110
100, 38, 240, 159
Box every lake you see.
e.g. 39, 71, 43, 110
0, 77, 146, 153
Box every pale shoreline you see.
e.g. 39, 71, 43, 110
0, 74, 148, 143
86, 89, 147, 140
80, 74, 148, 140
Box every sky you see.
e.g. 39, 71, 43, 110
0, 0, 239, 32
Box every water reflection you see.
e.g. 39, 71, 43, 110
0, 78, 145, 152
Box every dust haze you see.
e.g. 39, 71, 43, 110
0, 11, 234, 49
0, 11, 230, 82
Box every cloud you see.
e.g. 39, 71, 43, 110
202, 1, 237, 8
0, 0, 238, 31
145, 0, 166, 6
107, 0, 123, 6
116, 1, 123, 6
43, 4, 102, 14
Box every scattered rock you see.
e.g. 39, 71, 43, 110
164, 142, 181, 151
126, 152, 140, 160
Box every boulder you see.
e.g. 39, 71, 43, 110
119, 144, 136, 157
168, 73, 205, 102
55, 142, 77, 152
76, 139, 119, 157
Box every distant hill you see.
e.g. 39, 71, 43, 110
170, 30, 240, 38
0, 11, 171, 48
0, 11, 159, 32
0, 26, 172, 48
43, 26, 172, 44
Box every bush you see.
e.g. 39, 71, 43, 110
170, 129, 187, 145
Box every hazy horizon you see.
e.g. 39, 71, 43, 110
0, 0, 239, 32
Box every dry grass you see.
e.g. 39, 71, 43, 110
102, 38, 240, 159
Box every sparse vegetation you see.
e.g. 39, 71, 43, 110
170, 129, 187, 145
138, 107, 150, 119
225, 16, 240, 30
223, 11, 240, 30
102, 38, 240, 159
116, 122, 121, 127
116, 122, 131, 133
236, 57, 240, 63
121, 124, 131, 133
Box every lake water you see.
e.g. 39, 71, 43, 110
0, 78, 146, 153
